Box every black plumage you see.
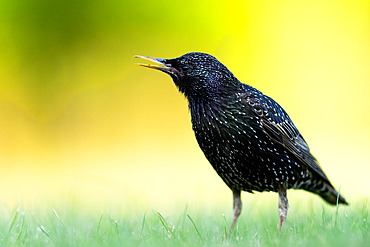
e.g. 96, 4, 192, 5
135, 52, 348, 228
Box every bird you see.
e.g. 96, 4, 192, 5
134, 52, 348, 229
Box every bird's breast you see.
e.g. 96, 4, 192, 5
188, 99, 306, 192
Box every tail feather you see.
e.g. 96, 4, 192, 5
295, 178, 348, 205
318, 184, 348, 205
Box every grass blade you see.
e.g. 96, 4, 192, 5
32, 213, 52, 240
140, 212, 146, 239
335, 186, 341, 228
97, 214, 103, 234
8, 210, 19, 233
52, 208, 65, 229
157, 212, 175, 239
176, 204, 188, 231
39, 225, 52, 239
187, 214, 202, 240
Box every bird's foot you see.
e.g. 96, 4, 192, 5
279, 215, 286, 230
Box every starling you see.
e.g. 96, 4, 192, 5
135, 52, 348, 229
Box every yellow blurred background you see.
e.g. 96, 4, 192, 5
0, 0, 369, 213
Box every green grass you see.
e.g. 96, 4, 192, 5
0, 200, 369, 247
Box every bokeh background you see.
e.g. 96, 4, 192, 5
0, 0, 369, 214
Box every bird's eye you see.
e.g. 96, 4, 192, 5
182, 65, 190, 71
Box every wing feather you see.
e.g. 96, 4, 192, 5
242, 90, 331, 184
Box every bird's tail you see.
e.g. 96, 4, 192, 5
316, 184, 348, 205
299, 179, 348, 205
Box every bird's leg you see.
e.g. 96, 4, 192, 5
278, 183, 289, 230
231, 189, 242, 230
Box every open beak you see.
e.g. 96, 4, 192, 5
134, 55, 179, 78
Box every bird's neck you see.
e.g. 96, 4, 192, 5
187, 82, 242, 110
188, 93, 236, 130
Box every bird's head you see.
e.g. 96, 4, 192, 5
135, 52, 239, 99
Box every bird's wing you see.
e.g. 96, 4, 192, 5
243, 90, 331, 184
